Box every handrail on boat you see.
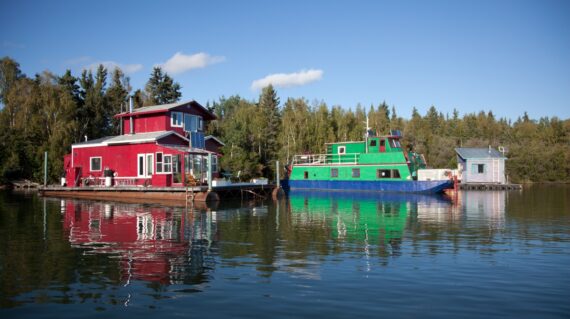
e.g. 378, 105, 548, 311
293, 153, 359, 165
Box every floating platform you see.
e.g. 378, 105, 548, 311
458, 183, 522, 191
39, 183, 283, 203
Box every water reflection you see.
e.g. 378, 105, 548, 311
62, 200, 216, 286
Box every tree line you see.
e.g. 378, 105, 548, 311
0, 57, 181, 183
1, 56, 568, 184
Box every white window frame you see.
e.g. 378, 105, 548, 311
146, 154, 154, 175
163, 155, 172, 173
90, 156, 102, 172
171, 111, 183, 127
156, 152, 163, 173
338, 146, 346, 154
137, 153, 154, 178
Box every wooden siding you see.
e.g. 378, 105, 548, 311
458, 157, 506, 184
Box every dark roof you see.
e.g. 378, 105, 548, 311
455, 147, 506, 159
114, 100, 216, 120
205, 135, 225, 146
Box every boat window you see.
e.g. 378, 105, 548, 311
331, 168, 338, 178
391, 169, 401, 178
377, 169, 390, 178
338, 146, 346, 154
352, 168, 360, 178
389, 138, 401, 149
304, 171, 309, 179
370, 139, 377, 147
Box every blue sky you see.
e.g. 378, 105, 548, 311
1, 0, 569, 120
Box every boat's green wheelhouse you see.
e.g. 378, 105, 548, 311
290, 135, 418, 182
285, 131, 451, 193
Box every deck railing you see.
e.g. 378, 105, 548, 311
292, 153, 359, 165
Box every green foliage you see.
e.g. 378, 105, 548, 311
0, 57, 568, 184
144, 67, 181, 106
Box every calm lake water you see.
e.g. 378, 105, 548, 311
1, 186, 569, 318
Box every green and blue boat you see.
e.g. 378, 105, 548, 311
282, 130, 453, 193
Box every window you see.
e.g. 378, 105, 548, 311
172, 155, 181, 183
146, 154, 153, 175
212, 155, 218, 173
392, 169, 401, 178
377, 169, 402, 179
183, 114, 203, 132
352, 168, 360, 178
370, 139, 377, 147
472, 164, 485, 174
171, 112, 183, 127
184, 154, 193, 174
137, 154, 154, 177
156, 152, 163, 173
389, 138, 401, 148
331, 168, 338, 178
304, 171, 309, 179
377, 169, 390, 178
138, 154, 145, 177
90, 157, 102, 171
338, 146, 346, 154
164, 155, 172, 173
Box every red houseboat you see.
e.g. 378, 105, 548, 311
63, 99, 221, 188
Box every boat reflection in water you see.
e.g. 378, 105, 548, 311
287, 191, 453, 258
62, 200, 216, 286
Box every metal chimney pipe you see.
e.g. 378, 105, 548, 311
129, 97, 134, 135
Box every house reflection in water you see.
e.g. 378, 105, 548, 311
417, 191, 506, 229
62, 200, 216, 286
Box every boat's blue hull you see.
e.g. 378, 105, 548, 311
281, 179, 453, 194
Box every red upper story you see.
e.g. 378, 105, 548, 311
115, 100, 216, 136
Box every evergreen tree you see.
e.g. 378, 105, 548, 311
144, 67, 181, 105
106, 68, 130, 134
257, 85, 281, 177
0, 56, 24, 104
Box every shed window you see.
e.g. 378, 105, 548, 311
352, 168, 360, 178
331, 168, 338, 178
472, 164, 485, 174
90, 157, 102, 171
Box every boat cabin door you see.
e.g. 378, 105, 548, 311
379, 139, 386, 152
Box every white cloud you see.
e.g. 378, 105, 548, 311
84, 61, 143, 74
251, 69, 323, 90
157, 52, 225, 75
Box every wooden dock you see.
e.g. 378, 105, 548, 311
458, 183, 522, 190
39, 182, 283, 203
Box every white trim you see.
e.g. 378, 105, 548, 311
71, 131, 190, 149
156, 152, 163, 174
171, 111, 183, 127
90, 156, 102, 172
338, 146, 346, 154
